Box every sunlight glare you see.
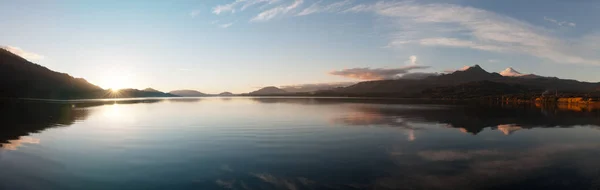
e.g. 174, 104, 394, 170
98, 71, 136, 90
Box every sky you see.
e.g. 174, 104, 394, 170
1, 0, 599, 94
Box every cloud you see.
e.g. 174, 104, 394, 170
488, 59, 499, 63
280, 82, 356, 92
330, 65, 429, 80
213, 0, 280, 14
407, 55, 417, 65
342, 4, 370, 13
189, 10, 201, 18
544, 16, 576, 27
330, 55, 431, 80
212, 1, 599, 65
359, 1, 599, 65
297, 0, 352, 16
219, 22, 234, 28
1, 45, 44, 61
251, 0, 303, 22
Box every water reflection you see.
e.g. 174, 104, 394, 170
384, 143, 600, 190
0, 100, 89, 150
1, 98, 600, 190
1, 136, 41, 150
0, 99, 166, 150
333, 103, 600, 135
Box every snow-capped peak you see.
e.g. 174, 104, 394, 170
500, 67, 524, 77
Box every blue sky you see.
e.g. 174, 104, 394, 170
1, 0, 599, 93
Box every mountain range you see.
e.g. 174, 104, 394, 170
169, 90, 209, 97
2, 47, 599, 100
319, 65, 600, 98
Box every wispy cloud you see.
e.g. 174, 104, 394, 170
1, 45, 44, 61
213, 0, 280, 15
342, 4, 370, 13
219, 22, 234, 28
297, 0, 352, 16
488, 59, 499, 63
396, 38, 506, 52
189, 10, 201, 18
251, 0, 303, 22
212, 0, 599, 65
354, 1, 599, 65
544, 16, 576, 27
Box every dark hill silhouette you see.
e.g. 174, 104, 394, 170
0, 48, 104, 99
169, 90, 209, 97
249, 86, 287, 95
218, 92, 235, 96
328, 65, 501, 96
421, 80, 543, 99
429, 65, 503, 84
0, 49, 178, 99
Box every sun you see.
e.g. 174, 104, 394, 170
99, 73, 133, 91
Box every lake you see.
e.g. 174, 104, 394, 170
1, 97, 600, 190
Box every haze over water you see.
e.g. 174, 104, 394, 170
1, 98, 600, 190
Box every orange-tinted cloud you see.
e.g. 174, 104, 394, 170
329, 65, 429, 80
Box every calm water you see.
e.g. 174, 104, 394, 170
1, 98, 600, 190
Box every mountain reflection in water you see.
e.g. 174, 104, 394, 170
334, 102, 600, 134
1, 98, 600, 190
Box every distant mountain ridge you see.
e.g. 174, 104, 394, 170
249, 86, 287, 95
114, 88, 177, 98
143, 88, 162, 93
169, 90, 209, 97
